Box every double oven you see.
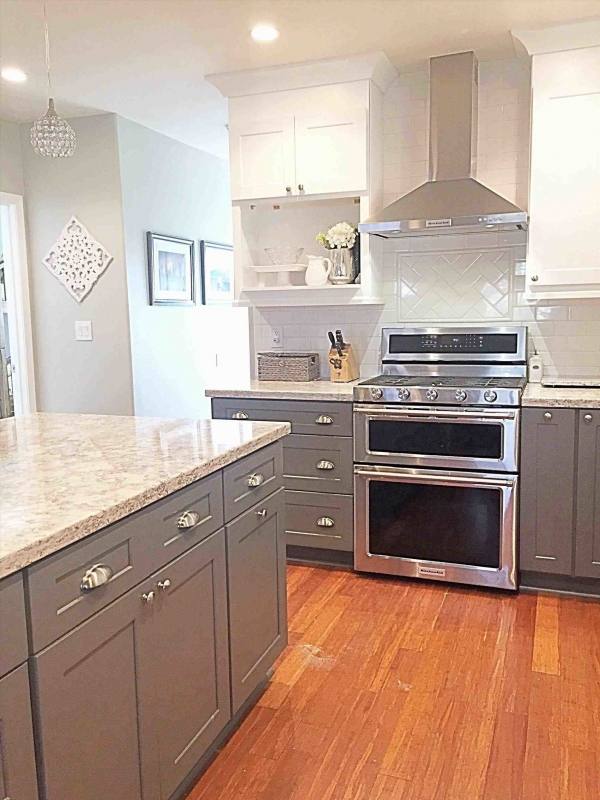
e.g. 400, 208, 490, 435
353, 327, 527, 591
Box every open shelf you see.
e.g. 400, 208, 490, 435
238, 284, 384, 307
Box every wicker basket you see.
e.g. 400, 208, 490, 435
257, 352, 320, 382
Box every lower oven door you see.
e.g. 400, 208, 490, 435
354, 405, 519, 472
354, 465, 517, 590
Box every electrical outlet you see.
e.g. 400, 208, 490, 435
74, 320, 93, 341
269, 327, 283, 350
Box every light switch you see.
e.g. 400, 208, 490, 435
75, 320, 93, 341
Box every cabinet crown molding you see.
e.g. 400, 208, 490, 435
512, 19, 600, 55
207, 51, 398, 98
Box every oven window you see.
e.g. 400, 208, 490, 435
368, 480, 501, 568
368, 419, 502, 459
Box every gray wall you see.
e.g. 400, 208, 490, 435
21, 113, 134, 414
117, 118, 236, 418
0, 120, 24, 195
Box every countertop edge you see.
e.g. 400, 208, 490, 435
0, 422, 290, 581
206, 383, 357, 402
522, 385, 600, 409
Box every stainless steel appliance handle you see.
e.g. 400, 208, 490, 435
354, 465, 515, 488
354, 404, 516, 421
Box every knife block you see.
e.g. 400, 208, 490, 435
328, 345, 359, 383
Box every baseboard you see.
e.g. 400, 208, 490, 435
286, 544, 353, 569
520, 571, 600, 600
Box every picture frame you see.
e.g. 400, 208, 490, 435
199, 240, 234, 305
147, 232, 195, 306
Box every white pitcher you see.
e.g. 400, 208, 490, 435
305, 255, 332, 287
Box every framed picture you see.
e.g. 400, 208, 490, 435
147, 232, 195, 305
200, 240, 234, 305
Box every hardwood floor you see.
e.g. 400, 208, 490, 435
188, 565, 600, 800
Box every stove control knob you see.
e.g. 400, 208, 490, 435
455, 389, 467, 402
370, 387, 384, 400
397, 388, 411, 401
483, 390, 498, 403
425, 388, 438, 402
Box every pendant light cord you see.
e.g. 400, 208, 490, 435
43, 0, 52, 98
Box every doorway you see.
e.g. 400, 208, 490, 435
0, 192, 36, 417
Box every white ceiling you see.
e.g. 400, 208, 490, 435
1, 0, 599, 159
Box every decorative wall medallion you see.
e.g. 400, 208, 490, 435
43, 216, 113, 302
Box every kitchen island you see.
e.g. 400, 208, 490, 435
0, 412, 290, 800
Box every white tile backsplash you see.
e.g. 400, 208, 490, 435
250, 58, 600, 381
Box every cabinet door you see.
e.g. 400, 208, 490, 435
33, 579, 157, 800
229, 115, 295, 200
149, 533, 231, 800
0, 664, 38, 800
227, 489, 287, 713
575, 410, 600, 578
294, 110, 367, 195
527, 47, 600, 293
520, 408, 576, 575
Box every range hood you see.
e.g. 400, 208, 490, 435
360, 51, 528, 238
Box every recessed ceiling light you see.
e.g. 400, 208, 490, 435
1, 66, 27, 83
251, 23, 279, 43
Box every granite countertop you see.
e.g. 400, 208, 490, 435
205, 379, 359, 402
0, 413, 290, 580
522, 384, 600, 409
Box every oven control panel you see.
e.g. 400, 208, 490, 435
388, 332, 519, 355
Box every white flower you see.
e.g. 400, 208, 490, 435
324, 221, 356, 249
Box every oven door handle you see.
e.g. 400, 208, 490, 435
353, 405, 517, 422
354, 465, 516, 488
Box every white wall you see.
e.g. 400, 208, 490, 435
21, 113, 134, 413
0, 120, 24, 195
252, 58, 600, 381
117, 118, 247, 418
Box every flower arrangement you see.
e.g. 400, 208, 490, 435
316, 221, 357, 250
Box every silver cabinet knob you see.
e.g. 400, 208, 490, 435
298, 183, 304, 192
285, 186, 292, 193
316, 516, 335, 528
157, 579, 171, 593
256, 508, 267, 518
316, 459, 335, 470
80, 563, 113, 593
177, 510, 201, 530
544, 411, 552, 420
584, 413, 593, 422
315, 414, 333, 425
141, 591, 155, 605
531, 275, 539, 282
247, 473, 265, 488
232, 411, 248, 420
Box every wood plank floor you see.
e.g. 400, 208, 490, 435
188, 565, 600, 800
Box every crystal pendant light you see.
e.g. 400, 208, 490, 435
30, 1, 76, 157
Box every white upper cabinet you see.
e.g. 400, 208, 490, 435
514, 22, 600, 298
294, 110, 367, 196
229, 115, 295, 201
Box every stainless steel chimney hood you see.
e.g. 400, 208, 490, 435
360, 51, 528, 238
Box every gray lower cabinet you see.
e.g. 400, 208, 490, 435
283, 434, 353, 494
0, 663, 38, 800
285, 490, 354, 552
227, 489, 287, 713
575, 409, 600, 579
0, 572, 28, 679
520, 408, 576, 575
33, 532, 230, 800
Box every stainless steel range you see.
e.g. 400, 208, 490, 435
353, 326, 527, 591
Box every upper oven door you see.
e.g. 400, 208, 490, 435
354, 405, 519, 472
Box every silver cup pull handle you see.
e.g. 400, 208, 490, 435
232, 411, 249, 420
316, 516, 335, 528
316, 460, 335, 471
544, 412, 552, 420
177, 510, 201, 530
315, 415, 333, 425
247, 473, 265, 488
80, 563, 113, 593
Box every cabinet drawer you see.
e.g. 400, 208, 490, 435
28, 471, 224, 651
283, 434, 353, 494
0, 572, 28, 677
212, 397, 353, 437
224, 441, 283, 522
285, 490, 353, 552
